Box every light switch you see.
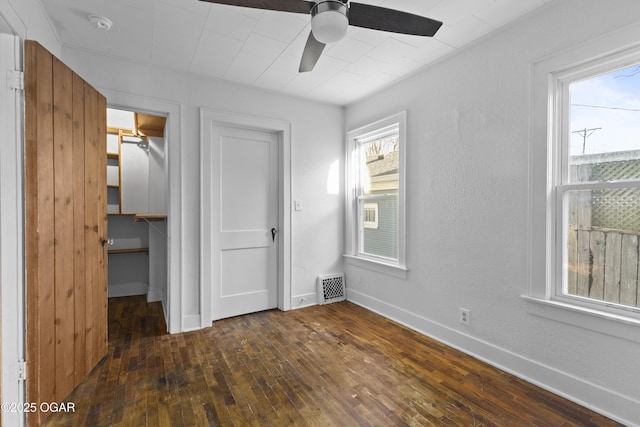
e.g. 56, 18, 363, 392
294, 200, 302, 211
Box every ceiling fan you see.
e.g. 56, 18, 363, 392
198, 0, 443, 72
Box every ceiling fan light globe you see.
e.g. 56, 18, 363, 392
311, 1, 348, 44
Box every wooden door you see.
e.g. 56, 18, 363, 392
24, 40, 107, 426
210, 125, 279, 320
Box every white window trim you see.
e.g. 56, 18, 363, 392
345, 111, 407, 277
527, 23, 640, 342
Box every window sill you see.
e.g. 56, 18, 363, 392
343, 254, 408, 279
522, 295, 640, 344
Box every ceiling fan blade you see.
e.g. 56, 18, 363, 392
299, 31, 326, 73
199, 0, 314, 14
348, 3, 443, 37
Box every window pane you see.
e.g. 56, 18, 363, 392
564, 189, 640, 308
360, 136, 399, 195
568, 63, 640, 182
362, 196, 398, 259
359, 135, 399, 259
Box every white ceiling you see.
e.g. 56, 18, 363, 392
43, 0, 553, 105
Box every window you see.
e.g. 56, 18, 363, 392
556, 60, 640, 315
531, 42, 640, 327
346, 112, 406, 273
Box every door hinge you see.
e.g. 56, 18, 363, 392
17, 359, 26, 382
6, 69, 24, 91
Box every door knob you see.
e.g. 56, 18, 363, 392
101, 237, 114, 259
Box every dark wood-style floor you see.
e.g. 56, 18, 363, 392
43, 296, 620, 426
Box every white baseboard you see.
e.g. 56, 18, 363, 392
146, 290, 168, 332
347, 289, 639, 427
147, 289, 163, 303
290, 292, 318, 310
183, 314, 202, 332
161, 299, 167, 327
108, 282, 148, 298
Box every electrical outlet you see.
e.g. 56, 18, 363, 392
459, 308, 470, 326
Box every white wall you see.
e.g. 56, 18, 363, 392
148, 136, 166, 214
148, 135, 167, 309
107, 215, 150, 298
0, 0, 60, 55
344, 1, 640, 425
61, 46, 345, 327
148, 221, 167, 312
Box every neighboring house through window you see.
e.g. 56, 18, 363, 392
363, 203, 379, 229
346, 112, 406, 274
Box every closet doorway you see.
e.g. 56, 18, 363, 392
106, 108, 169, 319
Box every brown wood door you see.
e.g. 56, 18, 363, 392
24, 40, 107, 426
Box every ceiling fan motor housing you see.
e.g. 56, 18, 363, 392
311, 1, 349, 44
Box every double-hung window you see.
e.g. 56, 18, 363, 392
346, 112, 406, 274
530, 38, 640, 334
555, 59, 640, 315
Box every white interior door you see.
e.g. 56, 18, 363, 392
211, 125, 279, 320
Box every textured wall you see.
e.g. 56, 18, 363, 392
345, 1, 640, 425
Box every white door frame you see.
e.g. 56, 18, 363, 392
0, 30, 25, 427
103, 90, 183, 333
200, 108, 292, 326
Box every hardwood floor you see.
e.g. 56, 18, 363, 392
43, 296, 621, 426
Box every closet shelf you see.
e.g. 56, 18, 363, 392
133, 214, 167, 223
108, 248, 149, 254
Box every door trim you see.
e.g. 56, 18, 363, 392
0, 31, 24, 427
200, 108, 292, 326
102, 90, 182, 333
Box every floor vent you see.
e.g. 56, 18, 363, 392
317, 273, 346, 305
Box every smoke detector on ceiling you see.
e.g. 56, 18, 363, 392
89, 15, 113, 31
